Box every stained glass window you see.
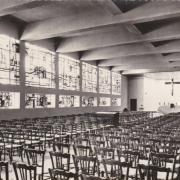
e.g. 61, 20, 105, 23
59, 95, 80, 107
82, 62, 97, 92
112, 98, 121, 106
0, 35, 20, 85
25, 43, 55, 88
59, 55, 80, 90
99, 68, 111, 94
82, 96, 97, 107
0, 91, 20, 109
99, 97, 111, 106
112, 72, 121, 95
25, 93, 55, 108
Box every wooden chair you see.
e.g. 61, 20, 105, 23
0, 161, 8, 180
49, 168, 78, 180
103, 159, 130, 180
0, 131, 23, 162
49, 151, 71, 171
13, 162, 37, 180
73, 155, 98, 176
137, 164, 171, 180
149, 152, 178, 179
24, 148, 45, 180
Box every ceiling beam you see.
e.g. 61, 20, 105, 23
81, 43, 159, 60
81, 39, 180, 61
98, 55, 165, 66
56, 20, 180, 53
165, 53, 180, 62
111, 63, 177, 71
56, 27, 144, 53
144, 22, 180, 42
0, 0, 47, 16
121, 68, 180, 74
21, 1, 180, 41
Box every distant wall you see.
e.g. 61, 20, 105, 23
128, 76, 144, 111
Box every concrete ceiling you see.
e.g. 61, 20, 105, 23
1, 0, 180, 75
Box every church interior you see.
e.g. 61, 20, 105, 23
0, 0, 180, 180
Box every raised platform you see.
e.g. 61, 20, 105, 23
158, 106, 180, 114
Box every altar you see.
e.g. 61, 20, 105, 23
158, 105, 180, 114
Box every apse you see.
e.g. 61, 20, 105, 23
144, 71, 180, 111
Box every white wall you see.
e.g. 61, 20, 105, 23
128, 76, 144, 110
144, 77, 180, 111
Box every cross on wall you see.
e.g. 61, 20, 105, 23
165, 78, 180, 96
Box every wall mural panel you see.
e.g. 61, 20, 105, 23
25, 43, 56, 88
25, 93, 55, 108
82, 96, 97, 107
59, 95, 80, 107
82, 62, 97, 93
0, 91, 20, 109
112, 72, 121, 95
0, 35, 20, 85
112, 98, 121, 106
99, 68, 111, 94
99, 97, 111, 106
59, 55, 80, 90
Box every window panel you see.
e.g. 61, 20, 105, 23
59, 55, 80, 90
82, 62, 97, 92
112, 98, 121, 106
0, 35, 20, 85
99, 68, 111, 94
59, 95, 80, 107
25, 93, 55, 108
0, 91, 20, 109
82, 96, 97, 107
25, 43, 55, 88
112, 72, 121, 95
99, 97, 111, 106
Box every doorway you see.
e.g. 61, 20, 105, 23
130, 99, 137, 111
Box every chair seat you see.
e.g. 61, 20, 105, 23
40, 137, 53, 141
25, 140, 40, 145
5, 144, 22, 149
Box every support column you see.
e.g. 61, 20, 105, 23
97, 66, 100, 106
79, 60, 82, 107
55, 53, 59, 108
19, 41, 26, 110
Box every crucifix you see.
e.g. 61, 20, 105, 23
165, 78, 180, 96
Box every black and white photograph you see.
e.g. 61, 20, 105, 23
0, 0, 179, 179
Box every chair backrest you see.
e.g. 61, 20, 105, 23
73, 155, 98, 176
49, 168, 78, 180
24, 148, 45, 180
73, 144, 93, 156
122, 150, 140, 167
49, 151, 70, 171
53, 142, 70, 153
94, 147, 115, 160
103, 159, 130, 180
138, 164, 171, 180
0, 161, 8, 180
149, 152, 177, 179
13, 162, 37, 180
75, 137, 90, 146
